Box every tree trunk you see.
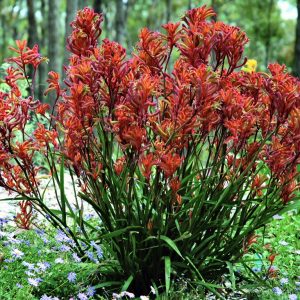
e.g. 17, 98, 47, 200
78, 0, 85, 9
93, 0, 102, 13
26, 0, 38, 47
26, 0, 39, 89
47, 0, 60, 107
294, 0, 300, 77
265, 0, 274, 68
115, 0, 125, 45
211, 0, 219, 21
166, 0, 171, 23
38, 0, 47, 100
64, 0, 78, 68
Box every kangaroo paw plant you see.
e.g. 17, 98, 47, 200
0, 5, 299, 296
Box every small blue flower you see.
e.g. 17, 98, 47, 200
25, 270, 35, 277
86, 286, 96, 297
35, 229, 45, 236
0, 217, 8, 226
59, 245, 71, 252
78, 293, 88, 300
28, 277, 42, 287
85, 251, 98, 263
81, 241, 87, 248
72, 253, 81, 262
55, 230, 72, 243
40, 295, 52, 300
55, 257, 64, 264
11, 248, 24, 259
37, 262, 51, 272
22, 261, 35, 270
67, 272, 76, 283
280, 277, 289, 285
42, 237, 49, 244
16, 283, 23, 288
273, 286, 283, 295
289, 294, 298, 300
251, 267, 261, 273
84, 213, 94, 220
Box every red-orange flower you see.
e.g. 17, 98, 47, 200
159, 152, 181, 178
139, 153, 157, 180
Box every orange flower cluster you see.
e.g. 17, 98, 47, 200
0, 5, 299, 207
56, 6, 299, 203
0, 41, 57, 194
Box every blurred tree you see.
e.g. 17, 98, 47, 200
166, 0, 171, 22
265, 0, 275, 67
116, 0, 125, 44
211, 0, 222, 21
294, 0, 300, 76
94, 0, 102, 13
64, 0, 78, 68
48, 0, 60, 106
26, 0, 38, 96
26, 0, 38, 47
78, 0, 86, 9
220, 0, 284, 70
38, 0, 47, 100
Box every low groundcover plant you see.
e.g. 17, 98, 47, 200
0, 4, 299, 297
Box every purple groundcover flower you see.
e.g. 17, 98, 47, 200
272, 214, 284, 220
37, 261, 51, 272
272, 286, 283, 295
59, 245, 71, 252
85, 251, 98, 263
55, 257, 64, 264
25, 270, 35, 277
35, 229, 45, 236
22, 261, 35, 270
72, 253, 81, 262
289, 294, 298, 300
40, 295, 60, 300
280, 277, 289, 285
67, 272, 77, 283
28, 277, 43, 287
86, 286, 96, 297
40, 295, 52, 300
77, 293, 88, 300
90, 241, 103, 258
0, 217, 8, 226
55, 229, 74, 245
11, 248, 24, 259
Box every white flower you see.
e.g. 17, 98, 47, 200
11, 248, 24, 258
272, 214, 284, 220
140, 296, 149, 300
280, 277, 289, 285
112, 292, 135, 299
150, 286, 156, 295
55, 257, 64, 264
120, 291, 135, 298
273, 287, 283, 295
279, 240, 289, 246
